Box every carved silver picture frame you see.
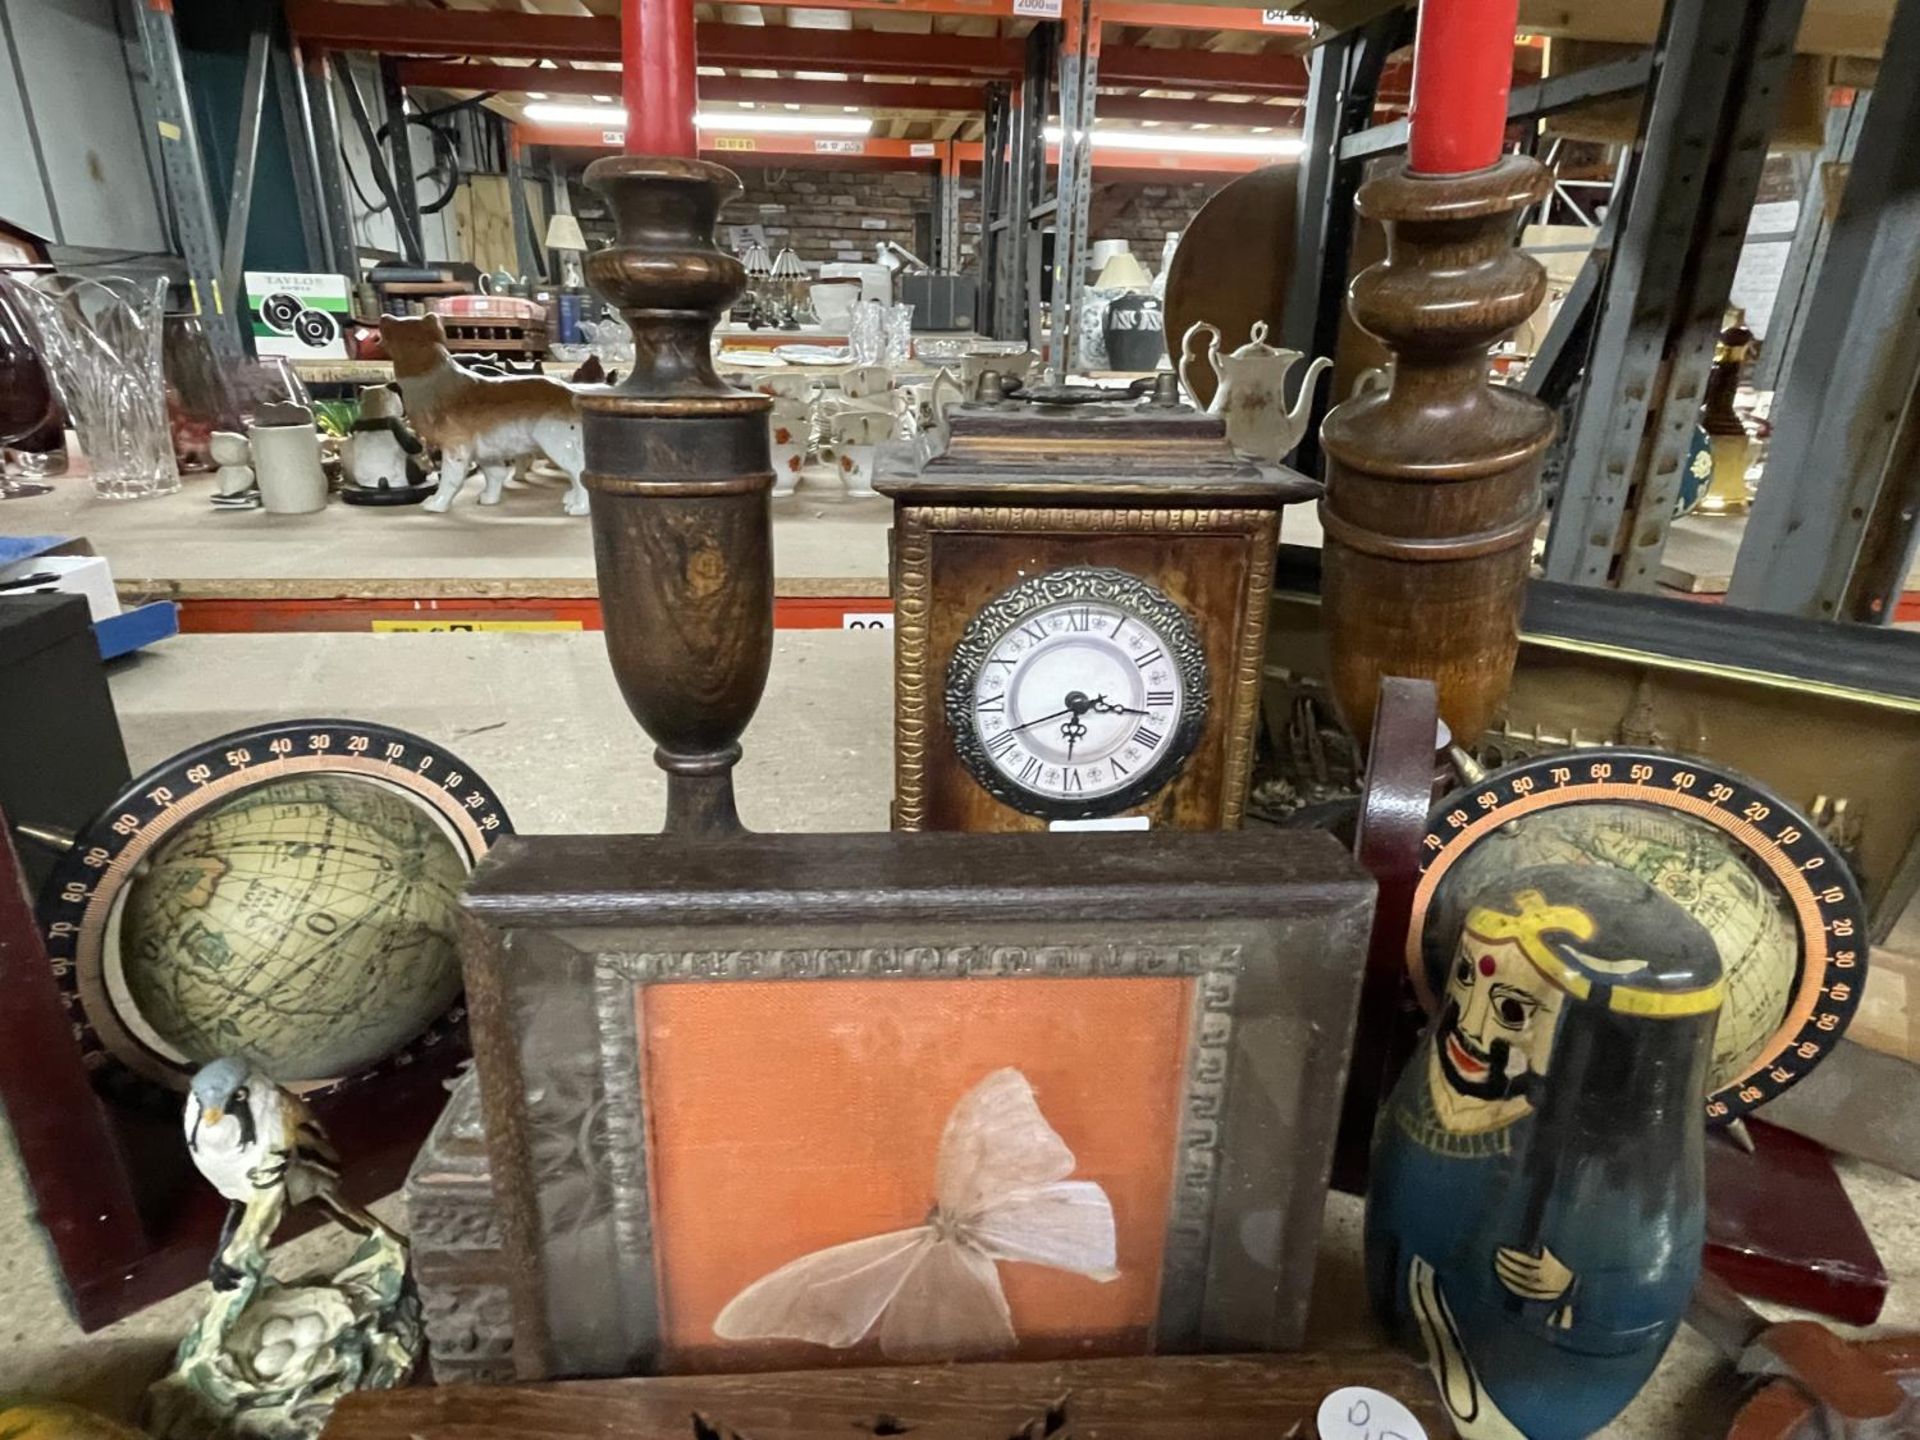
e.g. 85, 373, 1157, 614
462, 829, 1374, 1381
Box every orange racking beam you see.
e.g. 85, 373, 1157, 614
397, 61, 1308, 127
397, 61, 991, 112
519, 124, 1269, 173
290, 0, 1347, 94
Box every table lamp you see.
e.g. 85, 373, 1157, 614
545, 212, 588, 292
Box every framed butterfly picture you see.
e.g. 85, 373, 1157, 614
462, 828, 1374, 1381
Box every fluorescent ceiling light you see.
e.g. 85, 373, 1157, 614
1044, 124, 1304, 158
520, 101, 871, 136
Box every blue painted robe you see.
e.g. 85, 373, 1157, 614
1365, 1062, 1703, 1440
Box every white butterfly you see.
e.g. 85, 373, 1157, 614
713, 1066, 1119, 1361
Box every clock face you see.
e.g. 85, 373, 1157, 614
946, 567, 1209, 819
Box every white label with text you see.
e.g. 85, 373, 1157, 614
1315, 1387, 1427, 1440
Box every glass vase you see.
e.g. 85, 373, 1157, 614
4, 274, 181, 500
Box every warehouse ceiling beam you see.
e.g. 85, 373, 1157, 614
398, 61, 990, 110
398, 60, 1306, 126
289, 2, 1019, 70
517, 121, 1266, 172
695, 0, 1312, 29
1097, 43, 1315, 93
1096, 92, 1302, 123
291, 0, 1343, 93
701, 22, 1022, 73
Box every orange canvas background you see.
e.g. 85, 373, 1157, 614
640, 975, 1192, 1372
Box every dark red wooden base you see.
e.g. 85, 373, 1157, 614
1704, 1117, 1888, 1326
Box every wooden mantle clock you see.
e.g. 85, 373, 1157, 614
880, 403, 1314, 832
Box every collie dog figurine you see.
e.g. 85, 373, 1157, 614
379, 313, 590, 516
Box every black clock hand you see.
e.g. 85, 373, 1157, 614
1009, 691, 1101, 734
1008, 703, 1079, 734
1061, 712, 1087, 763
1090, 696, 1149, 717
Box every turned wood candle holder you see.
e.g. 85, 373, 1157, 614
581, 155, 773, 833
1319, 156, 1553, 750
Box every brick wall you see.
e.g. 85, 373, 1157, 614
1086, 180, 1223, 268
955, 177, 1222, 279
732, 166, 933, 265
577, 164, 1222, 281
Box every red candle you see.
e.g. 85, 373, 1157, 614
1407, 0, 1519, 176
622, 0, 698, 157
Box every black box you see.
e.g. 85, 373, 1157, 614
898, 272, 981, 331
0, 594, 130, 895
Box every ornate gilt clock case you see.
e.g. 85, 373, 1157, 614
880, 401, 1314, 832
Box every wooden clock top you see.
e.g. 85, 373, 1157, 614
878, 401, 1319, 506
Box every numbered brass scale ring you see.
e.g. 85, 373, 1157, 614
37, 720, 512, 1100
1405, 749, 1867, 1125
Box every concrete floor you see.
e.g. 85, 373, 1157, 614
0, 631, 1915, 1437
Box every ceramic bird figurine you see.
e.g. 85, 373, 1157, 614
1366, 864, 1724, 1440
185, 1057, 386, 1289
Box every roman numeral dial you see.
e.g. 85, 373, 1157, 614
945, 567, 1210, 820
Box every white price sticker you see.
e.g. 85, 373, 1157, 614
1014, 0, 1063, 17
601, 129, 626, 145
1261, 8, 1293, 24
841, 612, 895, 631
1048, 816, 1150, 832
1315, 1387, 1428, 1440
910, 141, 937, 158
814, 138, 867, 155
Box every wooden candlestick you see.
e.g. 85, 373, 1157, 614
581, 155, 772, 833
1318, 156, 1553, 749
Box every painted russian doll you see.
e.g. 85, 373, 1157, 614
1366, 864, 1724, 1440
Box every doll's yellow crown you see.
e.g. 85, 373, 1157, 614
1464, 888, 1723, 1018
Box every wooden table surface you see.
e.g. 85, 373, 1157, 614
325, 1353, 1450, 1440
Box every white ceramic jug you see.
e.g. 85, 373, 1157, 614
1179, 320, 1332, 463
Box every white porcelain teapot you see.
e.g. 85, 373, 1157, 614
1179, 319, 1332, 463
